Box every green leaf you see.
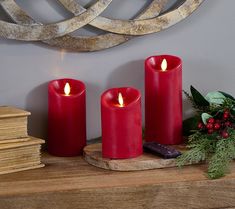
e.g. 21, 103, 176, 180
205, 91, 225, 105
183, 116, 200, 136
231, 107, 235, 116
219, 91, 235, 101
201, 113, 212, 125
190, 86, 210, 107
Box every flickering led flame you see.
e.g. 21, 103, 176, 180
64, 82, 71, 96
161, 59, 167, 71
118, 93, 124, 107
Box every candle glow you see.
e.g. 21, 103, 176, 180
64, 83, 71, 96
118, 93, 124, 107
161, 59, 167, 71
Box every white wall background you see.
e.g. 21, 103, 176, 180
0, 0, 234, 140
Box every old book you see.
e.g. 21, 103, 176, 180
0, 136, 45, 175
0, 106, 30, 140
0, 137, 29, 144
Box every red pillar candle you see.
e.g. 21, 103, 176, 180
101, 87, 143, 159
145, 55, 182, 145
48, 78, 86, 156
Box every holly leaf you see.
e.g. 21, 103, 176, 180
231, 108, 235, 116
183, 116, 200, 136
205, 91, 225, 105
190, 86, 209, 107
201, 113, 212, 125
219, 91, 235, 101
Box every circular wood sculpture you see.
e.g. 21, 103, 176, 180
84, 143, 188, 171
0, 0, 204, 51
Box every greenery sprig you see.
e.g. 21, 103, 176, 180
177, 86, 235, 179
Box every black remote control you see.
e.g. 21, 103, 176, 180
143, 142, 181, 159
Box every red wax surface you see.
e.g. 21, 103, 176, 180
101, 87, 143, 159
48, 78, 86, 156
145, 55, 182, 145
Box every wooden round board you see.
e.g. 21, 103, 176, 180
83, 143, 187, 171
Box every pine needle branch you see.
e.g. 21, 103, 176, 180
208, 137, 235, 179
176, 132, 214, 167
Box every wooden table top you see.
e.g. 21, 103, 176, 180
0, 152, 234, 209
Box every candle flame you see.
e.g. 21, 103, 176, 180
64, 82, 71, 96
118, 93, 124, 107
161, 59, 167, 71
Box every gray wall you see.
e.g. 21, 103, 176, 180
0, 0, 234, 140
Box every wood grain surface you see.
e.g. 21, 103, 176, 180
0, 106, 30, 119
0, 152, 234, 209
84, 143, 190, 171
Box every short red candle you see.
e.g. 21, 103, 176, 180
48, 78, 86, 156
101, 87, 143, 159
145, 55, 182, 144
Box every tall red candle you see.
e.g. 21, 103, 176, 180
145, 55, 182, 145
101, 87, 142, 159
48, 78, 86, 156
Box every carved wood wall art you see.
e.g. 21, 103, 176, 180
0, 0, 204, 52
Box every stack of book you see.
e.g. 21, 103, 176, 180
0, 106, 45, 175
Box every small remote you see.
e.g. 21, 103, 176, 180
143, 142, 181, 159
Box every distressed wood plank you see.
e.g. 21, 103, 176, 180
0, 153, 234, 209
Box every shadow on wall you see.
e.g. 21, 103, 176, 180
85, 81, 103, 140
182, 57, 233, 120
183, 96, 194, 120
25, 82, 48, 142
107, 59, 145, 95
106, 59, 145, 122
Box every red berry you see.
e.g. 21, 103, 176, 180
206, 123, 213, 130
224, 110, 230, 115
207, 118, 215, 124
214, 123, 221, 130
207, 129, 214, 134
225, 121, 232, 127
197, 122, 204, 129
221, 131, 229, 139
223, 113, 230, 119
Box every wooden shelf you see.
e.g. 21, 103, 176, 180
0, 152, 234, 209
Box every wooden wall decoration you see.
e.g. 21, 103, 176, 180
0, 0, 204, 52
